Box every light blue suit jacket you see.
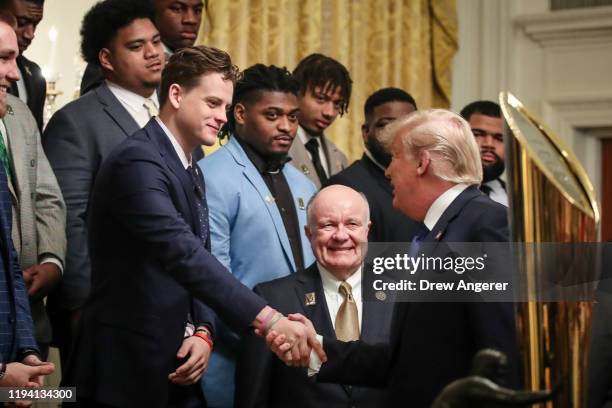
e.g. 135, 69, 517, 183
198, 137, 316, 407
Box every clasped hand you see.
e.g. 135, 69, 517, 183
257, 313, 324, 367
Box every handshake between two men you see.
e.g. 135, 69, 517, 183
254, 307, 326, 367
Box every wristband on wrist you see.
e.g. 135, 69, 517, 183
195, 327, 212, 339
264, 312, 284, 335
193, 331, 214, 351
258, 307, 278, 329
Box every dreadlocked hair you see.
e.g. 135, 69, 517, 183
219, 63, 299, 140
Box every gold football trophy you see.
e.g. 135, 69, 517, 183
500, 92, 600, 407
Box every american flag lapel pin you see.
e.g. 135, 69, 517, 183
304, 292, 316, 306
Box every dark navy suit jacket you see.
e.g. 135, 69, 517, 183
0, 165, 37, 363
318, 185, 520, 407
235, 263, 393, 408
65, 119, 266, 407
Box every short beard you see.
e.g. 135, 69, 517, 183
482, 155, 505, 183
366, 138, 392, 168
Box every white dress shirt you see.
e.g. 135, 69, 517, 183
15, 69, 28, 105
107, 80, 158, 128
319, 263, 363, 331
309, 264, 363, 375
482, 179, 508, 207
298, 126, 330, 176
154, 117, 191, 169
423, 183, 470, 231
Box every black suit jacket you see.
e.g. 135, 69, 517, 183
64, 119, 266, 407
8, 56, 46, 132
326, 154, 421, 242
318, 185, 520, 407
236, 264, 393, 408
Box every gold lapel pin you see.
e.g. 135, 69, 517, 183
304, 292, 316, 306
298, 197, 305, 210
265, 195, 275, 204
6, 105, 13, 115
25, 66, 32, 76
301, 165, 310, 175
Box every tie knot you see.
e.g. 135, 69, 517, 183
305, 137, 320, 153
143, 98, 159, 118
339, 281, 354, 301
480, 183, 493, 196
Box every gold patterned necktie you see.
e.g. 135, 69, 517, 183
335, 281, 360, 341
143, 98, 159, 118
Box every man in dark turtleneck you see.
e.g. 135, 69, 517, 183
198, 63, 317, 408
326, 87, 421, 242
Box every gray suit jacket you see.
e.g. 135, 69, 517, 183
42, 82, 140, 311
288, 126, 348, 188
4, 94, 66, 343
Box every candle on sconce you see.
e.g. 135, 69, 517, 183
45, 26, 59, 83
42, 26, 62, 128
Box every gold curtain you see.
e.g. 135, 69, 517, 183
198, 0, 458, 162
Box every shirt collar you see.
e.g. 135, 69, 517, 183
235, 135, 290, 174
106, 80, 158, 112
297, 125, 323, 145
318, 262, 362, 296
423, 183, 469, 231
155, 117, 191, 169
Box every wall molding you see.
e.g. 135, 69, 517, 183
515, 5, 612, 46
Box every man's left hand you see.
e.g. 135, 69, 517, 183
169, 336, 211, 385
22, 263, 61, 299
21, 354, 54, 387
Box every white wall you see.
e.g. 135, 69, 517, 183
25, 0, 99, 109
451, 0, 612, 206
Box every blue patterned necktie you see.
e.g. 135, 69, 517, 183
408, 225, 430, 258
187, 165, 209, 246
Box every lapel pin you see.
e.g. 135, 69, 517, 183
435, 230, 443, 241
301, 165, 310, 175
6, 105, 13, 115
304, 292, 316, 306
25, 66, 32, 76
298, 197, 305, 210
265, 195, 275, 204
